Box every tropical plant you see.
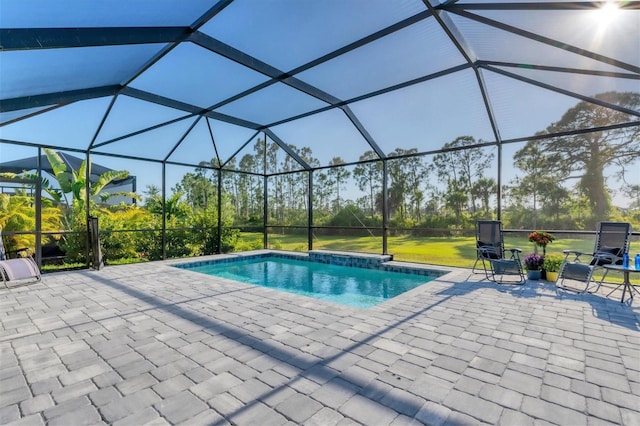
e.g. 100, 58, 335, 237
0, 171, 63, 202
143, 185, 190, 222
43, 148, 137, 210
0, 192, 62, 252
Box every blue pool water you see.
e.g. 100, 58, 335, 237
177, 256, 435, 309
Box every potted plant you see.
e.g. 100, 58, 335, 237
543, 253, 564, 282
528, 231, 555, 256
523, 253, 544, 280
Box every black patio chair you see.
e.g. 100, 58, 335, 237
556, 221, 632, 293
472, 220, 525, 285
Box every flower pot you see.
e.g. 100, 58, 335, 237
527, 270, 541, 280
546, 271, 559, 282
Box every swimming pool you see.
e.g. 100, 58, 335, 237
175, 254, 440, 309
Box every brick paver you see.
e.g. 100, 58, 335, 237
0, 252, 639, 425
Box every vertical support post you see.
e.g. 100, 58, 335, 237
382, 159, 389, 255
35, 147, 42, 267
217, 168, 222, 254
263, 175, 268, 249
162, 162, 166, 260
263, 134, 268, 249
132, 176, 137, 205
497, 142, 502, 220
85, 151, 91, 268
308, 170, 313, 251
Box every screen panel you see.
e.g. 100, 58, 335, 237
214, 82, 329, 126
270, 108, 375, 166
349, 68, 496, 155
201, 0, 425, 71
129, 42, 271, 109
445, 11, 633, 74
0, 44, 167, 99
94, 116, 198, 161
95, 95, 190, 144
483, 69, 640, 141
0, 0, 214, 27
0, 97, 113, 150
472, 9, 640, 68
298, 18, 466, 100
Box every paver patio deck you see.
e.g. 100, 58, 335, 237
1, 251, 639, 425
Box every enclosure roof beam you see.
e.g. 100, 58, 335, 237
120, 87, 263, 129
188, 32, 343, 108
263, 129, 311, 170
446, 2, 640, 11
0, 27, 190, 51
91, 111, 261, 151
91, 115, 196, 149
482, 64, 640, 118
423, 0, 503, 143
476, 61, 640, 80
341, 108, 386, 159
120, 87, 204, 115
447, 8, 640, 75
163, 116, 204, 163
501, 120, 640, 145
0, 85, 120, 113
192, 9, 434, 111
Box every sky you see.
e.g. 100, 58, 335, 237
0, 0, 638, 207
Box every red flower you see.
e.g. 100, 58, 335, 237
528, 231, 555, 247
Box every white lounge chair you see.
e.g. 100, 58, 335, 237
0, 230, 41, 288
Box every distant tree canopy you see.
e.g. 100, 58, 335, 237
2, 93, 638, 261
202, 93, 639, 232
512, 91, 640, 227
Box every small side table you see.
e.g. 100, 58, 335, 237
603, 264, 640, 304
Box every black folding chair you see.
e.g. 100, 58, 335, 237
472, 220, 524, 285
557, 221, 632, 293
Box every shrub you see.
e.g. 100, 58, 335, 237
543, 253, 564, 272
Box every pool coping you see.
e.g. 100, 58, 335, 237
170, 249, 452, 280
168, 249, 461, 311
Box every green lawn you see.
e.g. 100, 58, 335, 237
238, 231, 640, 284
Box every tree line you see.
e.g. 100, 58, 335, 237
174, 92, 639, 232
1, 91, 638, 263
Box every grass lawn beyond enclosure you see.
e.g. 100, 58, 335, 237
238, 232, 640, 285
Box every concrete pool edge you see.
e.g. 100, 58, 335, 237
170, 249, 452, 280
167, 249, 462, 310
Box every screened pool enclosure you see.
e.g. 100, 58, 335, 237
1, 0, 639, 269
